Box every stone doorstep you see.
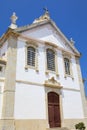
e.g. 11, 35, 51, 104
46, 127, 69, 130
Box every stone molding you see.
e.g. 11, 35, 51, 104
16, 79, 81, 92
44, 77, 62, 88
0, 77, 5, 82
75, 57, 87, 118
18, 33, 80, 57
0, 58, 7, 65
45, 45, 59, 76
0, 29, 80, 57
1, 35, 17, 130
62, 51, 74, 79
16, 79, 43, 86
25, 42, 39, 72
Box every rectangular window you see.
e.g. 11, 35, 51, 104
64, 58, 70, 75
27, 47, 36, 67
47, 49, 55, 71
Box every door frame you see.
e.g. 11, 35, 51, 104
45, 89, 63, 128
48, 92, 61, 128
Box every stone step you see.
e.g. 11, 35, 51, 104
46, 127, 69, 130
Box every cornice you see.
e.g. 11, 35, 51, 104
18, 33, 80, 57
0, 26, 80, 58
15, 19, 80, 56
17, 77, 63, 89
44, 77, 62, 89
16, 79, 43, 86
63, 87, 80, 92
0, 77, 5, 82
16, 79, 80, 92
15, 19, 50, 32
0, 28, 19, 47
0, 58, 7, 65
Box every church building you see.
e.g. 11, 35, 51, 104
0, 11, 87, 130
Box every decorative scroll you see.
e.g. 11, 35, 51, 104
44, 77, 62, 88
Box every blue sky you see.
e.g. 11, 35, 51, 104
0, 0, 87, 95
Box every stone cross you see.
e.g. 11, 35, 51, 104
43, 7, 48, 13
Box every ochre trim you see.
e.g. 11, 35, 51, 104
62, 52, 74, 79
0, 78, 5, 82
0, 58, 7, 65
44, 77, 62, 89
16, 79, 81, 92
16, 78, 62, 89
17, 33, 80, 57
1, 117, 14, 120
75, 57, 87, 118
0, 29, 19, 47
45, 87, 63, 128
16, 80, 43, 86
63, 88, 80, 92
45, 45, 59, 76
14, 119, 47, 130
0, 28, 80, 57
1, 35, 17, 130
25, 42, 39, 72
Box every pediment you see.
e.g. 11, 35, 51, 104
16, 20, 80, 56
44, 77, 62, 89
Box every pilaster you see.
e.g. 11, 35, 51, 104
1, 35, 17, 130
76, 57, 87, 121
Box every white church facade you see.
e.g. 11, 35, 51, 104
0, 11, 87, 130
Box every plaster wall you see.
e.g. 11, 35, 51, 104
62, 90, 84, 118
15, 27, 84, 119
16, 40, 80, 90
14, 83, 46, 119
58, 52, 80, 90
22, 24, 73, 53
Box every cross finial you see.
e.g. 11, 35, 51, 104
43, 7, 48, 13
43, 7, 50, 19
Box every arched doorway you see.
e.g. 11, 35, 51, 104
48, 92, 61, 128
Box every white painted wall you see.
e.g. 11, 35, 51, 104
22, 24, 73, 53
16, 39, 80, 90
15, 23, 84, 119
62, 90, 84, 118
16, 40, 46, 83
15, 38, 84, 119
0, 22, 84, 120
14, 83, 46, 119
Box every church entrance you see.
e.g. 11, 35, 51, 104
48, 92, 61, 128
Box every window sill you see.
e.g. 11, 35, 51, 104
25, 65, 39, 72
45, 70, 59, 77
64, 74, 74, 80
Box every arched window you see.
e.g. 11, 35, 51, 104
64, 58, 70, 75
27, 47, 36, 67
46, 49, 55, 71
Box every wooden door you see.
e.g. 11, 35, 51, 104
48, 92, 61, 128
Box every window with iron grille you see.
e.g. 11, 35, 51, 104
64, 58, 70, 75
27, 47, 36, 67
46, 49, 55, 71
